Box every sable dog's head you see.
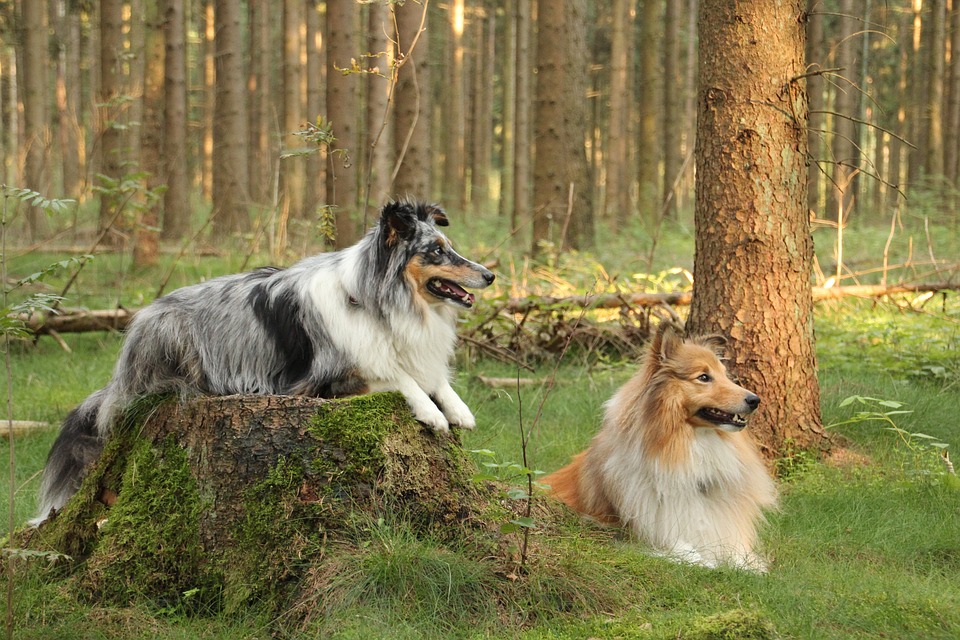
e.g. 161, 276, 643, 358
378, 199, 495, 308
646, 326, 760, 432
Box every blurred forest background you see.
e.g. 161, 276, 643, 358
0, 0, 957, 259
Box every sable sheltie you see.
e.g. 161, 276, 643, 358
33, 199, 494, 524
542, 326, 778, 571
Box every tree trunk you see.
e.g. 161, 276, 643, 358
690, 0, 824, 455
532, 0, 593, 254
922, 0, 946, 179
212, 0, 250, 235
246, 0, 273, 210
161, 0, 190, 239
26, 393, 484, 611
21, 0, 50, 239
278, 0, 303, 248
828, 0, 859, 221
636, 0, 660, 221
470, 6, 494, 211
135, 0, 164, 268
512, 0, 533, 229
443, 0, 467, 208
945, 0, 960, 187
393, 0, 432, 199
606, 0, 632, 222
499, 0, 517, 220
201, 0, 215, 202
97, 0, 124, 242
54, 0, 82, 205
661, 0, 681, 219
327, 0, 361, 247
365, 0, 394, 221
805, 0, 824, 217
305, 0, 323, 225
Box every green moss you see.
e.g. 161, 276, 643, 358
685, 609, 779, 640
80, 434, 210, 607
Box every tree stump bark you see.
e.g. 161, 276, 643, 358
24, 392, 485, 610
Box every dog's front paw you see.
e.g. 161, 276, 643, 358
413, 404, 451, 434
442, 399, 476, 430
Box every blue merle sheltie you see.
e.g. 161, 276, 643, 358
32, 199, 495, 524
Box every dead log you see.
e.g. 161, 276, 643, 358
17, 308, 135, 335
0, 420, 50, 438
21, 392, 489, 611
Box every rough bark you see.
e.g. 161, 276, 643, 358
161, 0, 190, 239
532, 0, 593, 253
98, 0, 124, 240
327, 0, 361, 246
512, 0, 533, 228
21, 0, 49, 239
661, 0, 681, 219
606, 0, 632, 222
690, 0, 824, 455
393, 0, 432, 199
636, 0, 660, 221
135, 0, 164, 268
25, 393, 484, 610
212, 0, 250, 235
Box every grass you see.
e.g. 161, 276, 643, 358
3, 215, 960, 639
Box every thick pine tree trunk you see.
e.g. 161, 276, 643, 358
26, 393, 483, 610
689, 0, 825, 455
327, 0, 361, 246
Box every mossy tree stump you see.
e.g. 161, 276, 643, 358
25, 392, 486, 610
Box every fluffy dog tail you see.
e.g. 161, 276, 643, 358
30, 389, 107, 526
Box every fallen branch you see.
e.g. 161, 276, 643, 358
1, 421, 50, 439
12, 283, 959, 338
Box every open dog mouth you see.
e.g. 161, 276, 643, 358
427, 278, 476, 307
696, 407, 749, 429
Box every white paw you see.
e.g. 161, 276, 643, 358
441, 397, 476, 430
412, 403, 451, 434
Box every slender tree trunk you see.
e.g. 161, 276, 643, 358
162, 0, 190, 239
512, 0, 532, 229
636, 0, 660, 221
280, 0, 303, 240
923, 0, 946, 179
135, 0, 164, 267
98, 0, 124, 241
828, 0, 859, 221
887, 7, 910, 213
246, 1, 270, 209
22, 0, 50, 239
470, 6, 494, 211
326, 0, 361, 246
53, 0, 81, 202
305, 0, 323, 222
945, 0, 960, 186
443, 0, 466, 209
365, 0, 394, 219
532, 0, 593, 253
212, 0, 250, 235
805, 0, 823, 217
202, 0, 215, 202
661, 0, 681, 219
499, 0, 517, 220
606, 0, 632, 222
393, 0, 432, 199
690, 0, 823, 454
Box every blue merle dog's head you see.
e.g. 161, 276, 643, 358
377, 199, 495, 309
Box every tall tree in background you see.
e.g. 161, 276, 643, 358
512, 0, 533, 227
327, 0, 361, 246
98, 0, 124, 240
606, 0, 632, 221
280, 0, 303, 241
393, 0, 431, 198
162, 0, 190, 239
805, 0, 824, 217
689, 0, 824, 454
305, 0, 323, 222
53, 1, 82, 205
444, 0, 466, 209
661, 0, 681, 219
136, 0, 164, 266
212, 0, 250, 234
828, 0, 859, 219
21, 0, 49, 239
365, 0, 394, 217
532, 0, 593, 253
636, 0, 659, 220
246, 0, 273, 210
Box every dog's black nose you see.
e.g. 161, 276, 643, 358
745, 394, 760, 410
483, 270, 495, 285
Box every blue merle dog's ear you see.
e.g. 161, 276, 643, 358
422, 203, 449, 227
381, 200, 418, 245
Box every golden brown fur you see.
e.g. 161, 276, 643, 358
543, 325, 778, 571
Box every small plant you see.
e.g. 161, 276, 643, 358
470, 448, 545, 534
827, 395, 953, 479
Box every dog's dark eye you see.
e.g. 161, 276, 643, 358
696, 373, 712, 383
432, 245, 444, 256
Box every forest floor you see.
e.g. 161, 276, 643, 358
3, 213, 959, 639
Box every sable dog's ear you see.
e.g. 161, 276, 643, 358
380, 200, 417, 245
651, 323, 683, 362
698, 334, 728, 358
